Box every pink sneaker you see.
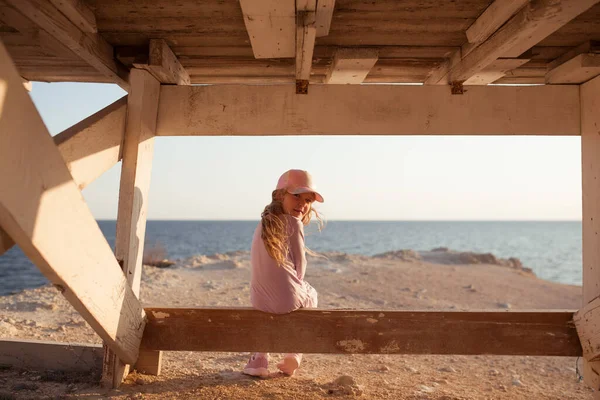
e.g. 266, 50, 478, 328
277, 354, 301, 376
242, 353, 269, 378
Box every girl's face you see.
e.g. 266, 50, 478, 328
282, 192, 315, 219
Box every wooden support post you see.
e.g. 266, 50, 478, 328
582, 74, 600, 395
0, 41, 145, 366
102, 69, 161, 388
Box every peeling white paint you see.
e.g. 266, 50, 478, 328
337, 339, 365, 352
378, 313, 385, 318
366, 318, 378, 324
208, 318, 212, 323
152, 311, 170, 319
380, 340, 400, 353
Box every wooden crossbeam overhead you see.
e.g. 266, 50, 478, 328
48, 0, 97, 33
0, 42, 144, 365
296, 0, 317, 86
315, 0, 335, 37
450, 0, 600, 83
0, 96, 127, 257
141, 308, 581, 356
155, 85, 580, 136
239, 0, 295, 59
465, 0, 529, 44
324, 48, 378, 84
4, 0, 129, 90
133, 39, 190, 85
0, 339, 102, 373
464, 58, 531, 85
546, 53, 600, 84
547, 41, 600, 71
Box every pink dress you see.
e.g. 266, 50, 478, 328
250, 214, 318, 314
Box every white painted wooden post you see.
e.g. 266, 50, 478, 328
581, 74, 600, 398
102, 69, 161, 388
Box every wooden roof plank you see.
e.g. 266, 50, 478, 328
546, 53, 600, 84
450, 0, 600, 83
49, 0, 97, 33
504, 0, 600, 58
466, 0, 529, 44
325, 48, 378, 84
239, 0, 295, 59
4, 0, 129, 90
315, 0, 335, 37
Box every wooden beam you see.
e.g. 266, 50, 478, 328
0, 41, 144, 365
574, 296, 600, 361
0, 339, 102, 373
141, 308, 580, 356
424, 49, 461, 85
4, 0, 129, 91
21, 77, 32, 91
48, 0, 97, 33
450, 0, 600, 83
104, 69, 161, 388
155, 85, 580, 136
315, 0, 335, 37
239, 0, 295, 59
581, 74, 600, 392
465, 0, 529, 44
0, 96, 127, 257
464, 58, 531, 85
295, 2, 317, 86
134, 39, 190, 85
324, 48, 378, 84
547, 40, 600, 71
546, 53, 600, 84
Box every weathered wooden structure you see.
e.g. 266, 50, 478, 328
1, 0, 600, 394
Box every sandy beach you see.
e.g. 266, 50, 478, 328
0, 248, 592, 399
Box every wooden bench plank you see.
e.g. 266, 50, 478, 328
141, 308, 581, 357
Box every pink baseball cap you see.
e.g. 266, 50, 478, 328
276, 169, 324, 202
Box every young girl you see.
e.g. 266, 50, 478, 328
242, 169, 324, 378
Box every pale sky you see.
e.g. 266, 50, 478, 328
30, 81, 582, 221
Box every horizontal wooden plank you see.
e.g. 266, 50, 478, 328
0, 339, 102, 373
141, 308, 581, 356
155, 84, 580, 136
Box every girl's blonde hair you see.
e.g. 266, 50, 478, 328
261, 188, 324, 266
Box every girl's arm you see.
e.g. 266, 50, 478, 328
288, 216, 307, 280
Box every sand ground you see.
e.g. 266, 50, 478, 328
0, 249, 593, 399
